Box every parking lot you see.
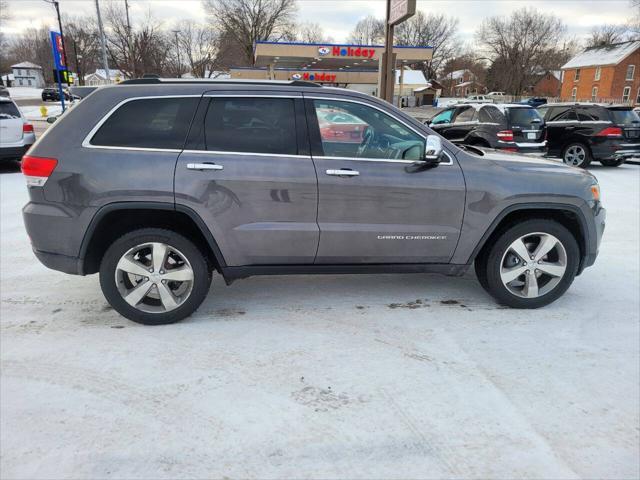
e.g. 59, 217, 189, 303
1, 148, 638, 478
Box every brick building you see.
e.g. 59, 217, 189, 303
560, 40, 640, 105
530, 70, 562, 97
439, 69, 485, 97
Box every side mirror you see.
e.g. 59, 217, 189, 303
46, 116, 57, 124
423, 135, 444, 165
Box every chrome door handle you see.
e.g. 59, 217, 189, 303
326, 169, 359, 176
187, 162, 223, 171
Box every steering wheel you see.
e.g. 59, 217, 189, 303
356, 127, 374, 157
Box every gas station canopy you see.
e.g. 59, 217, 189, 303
253, 41, 432, 71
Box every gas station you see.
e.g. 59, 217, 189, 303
230, 40, 434, 104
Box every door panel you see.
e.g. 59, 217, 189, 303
313, 157, 466, 263
306, 97, 466, 264
174, 94, 319, 266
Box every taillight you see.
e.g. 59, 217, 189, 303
596, 126, 623, 137
21, 155, 58, 187
497, 130, 514, 142
22, 123, 34, 134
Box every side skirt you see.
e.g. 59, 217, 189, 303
220, 263, 470, 284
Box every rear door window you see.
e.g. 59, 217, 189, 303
90, 97, 199, 149
548, 107, 577, 122
203, 97, 297, 155
0, 102, 20, 119
576, 106, 609, 122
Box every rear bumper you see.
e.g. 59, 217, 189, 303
0, 145, 31, 160
591, 140, 640, 160
497, 140, 547, 154
33, 248, 82, 275
610, 145, 640, 160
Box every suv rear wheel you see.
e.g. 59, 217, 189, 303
99, 228, 211, 325
562, 142, 592, 168
475, 219, 579, 308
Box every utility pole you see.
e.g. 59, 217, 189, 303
73, 39, 82, 86
172, 30, 181, 78
94, 0, 110, 84
44, 0, 71, 106
124, 0, 134, 78
379, 1, 415, 103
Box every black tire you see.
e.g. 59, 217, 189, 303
599, 158, 624, 167
475, 219, 580, 309
99, 228, 211, 325
562, 142, 592, 168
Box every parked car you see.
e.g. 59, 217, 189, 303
0, 85, 9, 98
537, 103, 640, 167
316, 108, 367, 144
428, 103, 547, 154
465, 95, 492, 103
520, 97, 548, 108
41, 87, 78, 102
22, 79, 605, 324
487, 92, 507, 100
0, 97, 35, 162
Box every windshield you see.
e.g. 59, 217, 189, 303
610, 109, 640, 125
507, 107, 543, 126
431, 109, 454, 125
0, 102, 20, 120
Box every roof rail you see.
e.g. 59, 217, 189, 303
118, 78, 322, 87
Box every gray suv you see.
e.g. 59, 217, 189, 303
22, 79, 606, 325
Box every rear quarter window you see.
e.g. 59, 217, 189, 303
90, 97, 199, 149
0, 102, 20, 119
609, 109, 640, 125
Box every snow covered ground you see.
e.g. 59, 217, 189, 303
1, 164, 638, 479
6, 87, 42, 100
19, 104, 63, 121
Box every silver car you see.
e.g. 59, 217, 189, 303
0, 97, 35, 162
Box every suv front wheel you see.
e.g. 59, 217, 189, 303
99, 228, 211, 325
475, 219, 580, 308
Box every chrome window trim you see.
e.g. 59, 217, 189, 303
304, 95, 453, 165
82, 94, 203, 150
182, 149, 310, 159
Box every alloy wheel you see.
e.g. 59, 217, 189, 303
564, 145, 587, 166
499, 232, 567, 299
114, 242, 194, 313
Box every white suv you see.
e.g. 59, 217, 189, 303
0, 97, 35, 162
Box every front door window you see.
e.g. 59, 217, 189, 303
312, 99, 425, 161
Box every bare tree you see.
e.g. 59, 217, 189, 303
586, 24, 628, 47
203, 0, 297, 64
6, 27, 56, 83
476, 8, 568, 95
104, 3, 171, 78
296, 22, 332, 43
62, 16, 100, 85
174, 20, 219, 77
394, 12, 459, 79
347, 15, 384, 45
0, 0, 11, 74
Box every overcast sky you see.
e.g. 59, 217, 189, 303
1, 0, 634, 44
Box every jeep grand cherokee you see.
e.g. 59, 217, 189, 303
21, 79, 605, 325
